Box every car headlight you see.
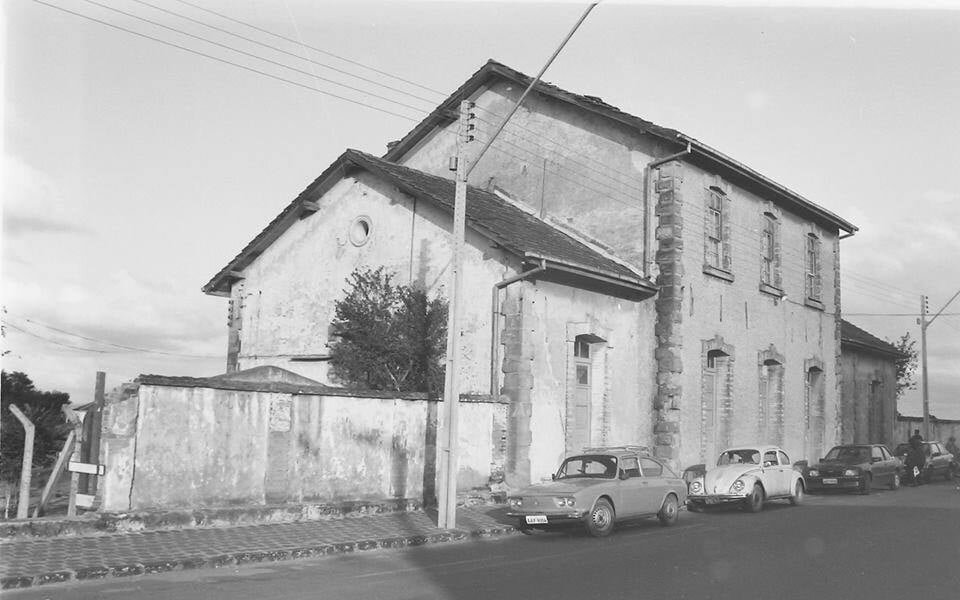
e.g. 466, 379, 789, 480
730, 479, 745, 494
690, 480, 702, 493
553, 496, 576, 507
843, 469, 860, 477
508, 497, 522, 508
808, 469, 819, 477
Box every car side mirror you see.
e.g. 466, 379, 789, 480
552, 473, 557, 481
619, 471, 629, 480
871, 457, 882, 463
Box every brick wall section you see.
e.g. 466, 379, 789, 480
500, 286, 532, 486
832, 236, 844, 447
653, 161, 685, 464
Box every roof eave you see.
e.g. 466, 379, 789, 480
679, 135, 858, 234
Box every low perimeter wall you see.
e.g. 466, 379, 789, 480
895, 415, 960, 446
98, 375, 506, 512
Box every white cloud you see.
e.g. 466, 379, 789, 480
1, 154, 89, 238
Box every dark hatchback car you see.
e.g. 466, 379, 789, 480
892, 441, 957, 483
805, 444, 902, 494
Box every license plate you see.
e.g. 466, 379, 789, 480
525, 515, 548, 525
705, 497, 720, 505
822, 478, 838, 484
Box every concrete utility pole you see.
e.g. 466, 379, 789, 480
918, 288, 960, 440
436, 2, 599, 530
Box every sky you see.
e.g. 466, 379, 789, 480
2, 0, 959, 420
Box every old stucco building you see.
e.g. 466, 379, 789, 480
203, 60, 857, 490
839, 319, 905, 447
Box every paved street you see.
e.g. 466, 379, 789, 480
6, 480, 958, 600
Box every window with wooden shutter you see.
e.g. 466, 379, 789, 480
805, 233, 822, 301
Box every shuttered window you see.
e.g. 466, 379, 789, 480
805, 233, 822, 301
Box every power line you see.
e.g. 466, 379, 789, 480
34, 0, 422, 122
77, 0, 430, 115
127, 0, 441, 107
3, 315, 219, 358
3, 321, 115, 354
171, 0, 448, 97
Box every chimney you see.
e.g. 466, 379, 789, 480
386, 140, 401, 152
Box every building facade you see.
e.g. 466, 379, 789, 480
204, 61, 857, 491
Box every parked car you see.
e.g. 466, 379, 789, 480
892, 441, 957, 482
506, 446, 687, 537
686, 445, 804, 513
805, 444, 902, 493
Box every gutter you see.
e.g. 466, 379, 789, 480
643, 143, 692, 278
490, 260, 547, 397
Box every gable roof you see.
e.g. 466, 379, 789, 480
203, 149, 655, 297
841, 319, 905, 359
384, 59, 857, 235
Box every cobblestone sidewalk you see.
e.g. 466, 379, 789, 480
0, 506, 517, 590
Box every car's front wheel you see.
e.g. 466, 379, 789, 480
658, 494, 679, 526
744, 485, 764, 513
585, 498, 615, 537
789, 480, 804, 506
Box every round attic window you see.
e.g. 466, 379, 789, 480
349, 215, 372, 246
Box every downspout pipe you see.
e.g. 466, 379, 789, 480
643, 142, 692, 278
490, 260, 548, 397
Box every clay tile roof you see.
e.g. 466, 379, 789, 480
384, 59, 856, 234
203, 149, 651, 296
841, 319, 906, 358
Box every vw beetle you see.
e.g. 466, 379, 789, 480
686, 445, 805, 512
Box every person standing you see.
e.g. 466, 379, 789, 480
905, 437, 927, 486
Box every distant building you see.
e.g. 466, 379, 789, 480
204, 60, 858, 491
839, 320, 905, 447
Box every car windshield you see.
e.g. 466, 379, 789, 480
717, 449, 761, 466
824, 446, 870, 463
556, 455, 618, 479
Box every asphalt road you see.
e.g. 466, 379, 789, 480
9, 481, 960, 600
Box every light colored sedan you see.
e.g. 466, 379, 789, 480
506, 446, 687, 537
686, 445, 805, 513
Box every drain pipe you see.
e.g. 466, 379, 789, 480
490, 260, 548, 397
643, 142, 692, 278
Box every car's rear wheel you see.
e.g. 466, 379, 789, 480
890, 472, 901, 490
585, 498, 615, 537
744, 485, 764, 513
789, 480, 804, 506
658, 494, 679, 526
859, 474, 872, 495
518, 521, 536, 535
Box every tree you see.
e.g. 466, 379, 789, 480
1, 371, 71, 482
328, 267, 448, 395
892, 333, 919, 399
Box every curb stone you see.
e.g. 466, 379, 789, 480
0, 526, 519, 590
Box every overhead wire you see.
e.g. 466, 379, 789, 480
3, 315, 220, 358
34, 0, 422, 122
35, 1, 927, 312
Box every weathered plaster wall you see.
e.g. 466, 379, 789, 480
99, 384, 505, 511
505, 279, 656, 485
840, 349, 898, 446
663, 161, 842, 469
397, 81, 663, 270
233, 172, 512, 394
895, 416, 960, 447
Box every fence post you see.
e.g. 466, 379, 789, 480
82, 372, 106, 494
8, 405, 35, 520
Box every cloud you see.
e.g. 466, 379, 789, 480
1, 154, 90, 238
